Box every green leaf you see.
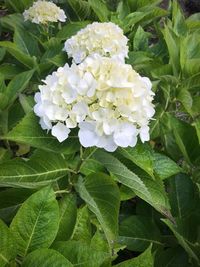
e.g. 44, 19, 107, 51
55, 194, 77, 241
94, 150, 170, 215
177, 89, 193, 115
57, 22, 90, 40
162, 24, 180, 76
53, 240, 109, 267
118, 144, 154, 177
48, 53, 67, 67
154, 247, 190, 267
168, 174, 196, 219
165, 114, 200, 163
119, 216, 162, 251
19, 94, 35, 114
13, 28, 40, 56
0, 148, 12, 163
123, 8, 167, 33
0, 14, 24, 31
5, 0, 33, 13
0, 69, 34, 110
76, 173, 120, 243
0, 188, 34, 223
0, 219, 17, 267
180, 33, 200, 75
133, 26, 150, 51
114, 245, 153, 267
0, 41, 36, 68
172, 0, 187, 36
152, 153, 181, 180
0, 48, 6, 62
71, 206, 92, 243
10, 186, 59, 257
21, 248, 73, 267
88, 0, 110, 21
4, 112, 79, 154
0, 150, 71, 188
162, 218, 200, 265
194, 118, 200, 144
90, 230, 110, 253
120, 184, 136, 201
66, 0, 92, 21
80, 158, 104, 176
186, 13, 200, 30
117, 0, 131, 20
0, 64, 22, 80
122, 11, 146, 32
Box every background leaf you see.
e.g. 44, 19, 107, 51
94, 150, 171, 215
119, 215, 162, 251
21, 248, 73, 267
76, 172, 120, 244
10, 186, 59, 257
4, 112, 79, 154
0, 150, 70, 188
0, 69, 34, 110
114, 245, 153, 267
0, 219, 17, 267
53, 240, 109, 267
55, 194, 77, 241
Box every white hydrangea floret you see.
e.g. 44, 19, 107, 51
34, 55, 155, 152
23, 0, 66, 24
63, 22, 129, 63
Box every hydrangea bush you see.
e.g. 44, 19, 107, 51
0, 1, 200, 266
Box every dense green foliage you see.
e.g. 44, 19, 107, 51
0, 0, 200, 266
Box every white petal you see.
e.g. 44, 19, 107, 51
65, 117, 77, 128
129, 135, 137, 147
62, 89, 77, 104
114, 123, 137, 147
34, 92, 41, 103
54, 107, 68, 121
78, 122, 99, 147
140, 126, 150, 143
73, 51, 86, 64
140, 77, 152, 89
114, 132, 133, 147
51, 122, 70, 142
39, 116, 52, 130
144, 106, 155, 118
97, 135, 118, 152
34, 103, 44, 117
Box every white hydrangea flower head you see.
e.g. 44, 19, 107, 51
23, 0, 66, 24
34, 55, 155, 152
63, 22, 129, 63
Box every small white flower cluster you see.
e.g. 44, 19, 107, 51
34, 53, 155, 152
63, 22, 129, 64
23, 0, 66, 24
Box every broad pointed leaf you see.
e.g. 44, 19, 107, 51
0, 219, 17, 267
94, 150, 170, 215
53, 240, 109, 267
0, 150, 70, 188
0, 69, 34, 110
10, 186, 59, 257
76, 173, 120, 243
4, 112, 79, 154
56, 194, 77, 241
22, 248, 73, 267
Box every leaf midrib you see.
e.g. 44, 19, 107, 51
0, 167, 70, 179
23, 202, 43, 256
0, 253, 9, 264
